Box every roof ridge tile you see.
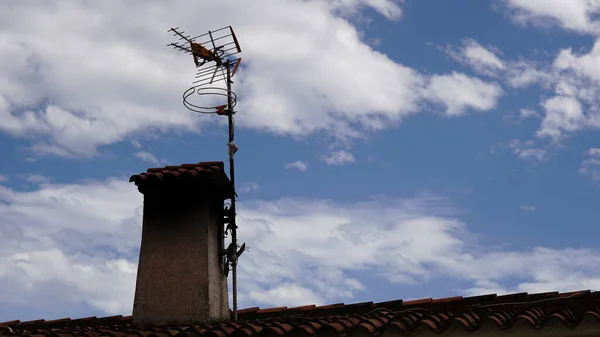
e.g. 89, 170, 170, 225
5, 290, 600, 336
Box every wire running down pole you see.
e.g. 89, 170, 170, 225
226, 60, 239, 321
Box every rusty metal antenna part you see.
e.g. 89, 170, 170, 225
168, 25, 245, 321
168, 26, 242, 112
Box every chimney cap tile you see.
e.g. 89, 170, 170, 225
129, 161, 232, 197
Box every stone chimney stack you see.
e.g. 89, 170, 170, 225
129, 161, 233, 326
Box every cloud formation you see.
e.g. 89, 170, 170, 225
1, 179, 600, 319
445, 39, 505, 77
446, 33, 600, 146
22, 173, 53, 184
323, 150, 356, 165
519, 108, 540, 120
580, 148, 600, 181
508, 139, 549, 163
285, 161, 309, 171
0, 0, 502, 159
487, 3, 600, 146
133, 151, 161, 166
501, 0, 600, 35
424, 72, 503, 116
239, 182, 260, 194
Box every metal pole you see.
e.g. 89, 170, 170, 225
225, 61, 238, 322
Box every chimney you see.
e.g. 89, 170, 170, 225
129, 161, 233, 326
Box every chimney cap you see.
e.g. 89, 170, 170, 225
129, 161, 232, 197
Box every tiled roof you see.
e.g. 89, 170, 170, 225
3, 290, 600, 336
129, 161, 233, 196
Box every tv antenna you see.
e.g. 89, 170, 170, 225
168, 25, 245, 321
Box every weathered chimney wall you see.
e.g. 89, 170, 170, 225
130, 163, 232, 326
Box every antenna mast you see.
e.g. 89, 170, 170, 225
168, 25, 246, 321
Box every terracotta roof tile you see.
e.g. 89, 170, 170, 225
3, 290, 600, 336
129, 161, 233, 197
236, 308, 259, 315
255, 307, 286, 314
130, 162, 224, 184
287, 305, 315, 311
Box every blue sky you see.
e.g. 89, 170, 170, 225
2, 0, 600, 323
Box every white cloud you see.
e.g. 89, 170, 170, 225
495, 4, 600, 144
443, 37, 549, 91
465, 38, 600, 143
1, 179, 600, 318
554, 41, 600, 80
444, 37, 550, 92
133, 151, 160, 166
285, 160, 309, 171
22, 174, 52, 184
519, 108, 540, 119
246, 283, 323, 308
508, 139, 549, 162
537, 96, 586, 142
520, 205, 537, 211
131, 140, 142, 149
531, 40, 600, 142
0, 1, 505, 158
443, 38, 550, 93
0, 179, 142, 316
328, 0, 405, 21
239, 182, 260, 194
323, 150, 356, 165
506, 60, 549, 89
445, 39, 505, 76
580, 147, 600, 181
442, 36, 600, 148
424, 72, 504, 116
0, 175, 8, 182
461, 40, 505, 72
501, 0, 600, 35
503, 108, 540, 124
518, 148, 549, 162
